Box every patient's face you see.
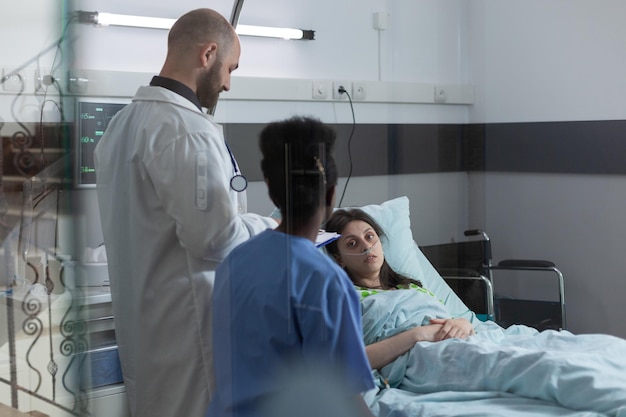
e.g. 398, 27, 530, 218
337, 220, 385, 280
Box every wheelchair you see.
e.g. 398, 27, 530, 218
420, 230, 566, 331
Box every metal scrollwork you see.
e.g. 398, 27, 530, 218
60, 284, 90, 415
21, 289, 44, 393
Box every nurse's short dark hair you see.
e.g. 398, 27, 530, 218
259, 116, 338, 222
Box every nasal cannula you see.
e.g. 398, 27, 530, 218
342, 239, 381, 256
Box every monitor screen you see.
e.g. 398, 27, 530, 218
75, 99, 129, 187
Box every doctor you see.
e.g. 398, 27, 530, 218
94, 8, 276, 417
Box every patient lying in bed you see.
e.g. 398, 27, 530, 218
324, 206, 626, 417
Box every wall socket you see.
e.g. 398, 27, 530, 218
312, 80, 329, 99
333, 80, 351, 100
34, 68, 52, 94
352, 82, 367, 100
434, 86, 447, 103
68, 70, 89, 94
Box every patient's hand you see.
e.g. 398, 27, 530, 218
409, 318, 474, 342
428, 318, 475, 341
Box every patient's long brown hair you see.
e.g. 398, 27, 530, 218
324, 209, 422, 289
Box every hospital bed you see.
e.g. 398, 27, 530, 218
353, 196, 626, 417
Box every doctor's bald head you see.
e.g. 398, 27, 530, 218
168, 9, 236, 57
161, 8, 241, 109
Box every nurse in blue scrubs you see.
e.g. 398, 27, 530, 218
207, 116, 375, 417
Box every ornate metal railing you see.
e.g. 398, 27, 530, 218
1, 158, 94, 416
2, 277, 91, 416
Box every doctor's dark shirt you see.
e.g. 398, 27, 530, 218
150, 75, 202, 110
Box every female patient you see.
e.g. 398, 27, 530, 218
207, 117, 375, 417
324, 208, 475, 370
324, 208, 626, 417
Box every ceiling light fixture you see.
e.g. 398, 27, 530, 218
77, 11, 314, 40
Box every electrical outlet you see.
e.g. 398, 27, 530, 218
434, 86, 447, 103
34, 68, 52, 94
352, 82, 367, 100
2, 67, 26, 92
332, 80, 351, 100
68, 70, 89, 94
312, 80, 329, 99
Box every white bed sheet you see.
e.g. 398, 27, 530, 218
359, 289, 626, 417
365, 388, 607, 417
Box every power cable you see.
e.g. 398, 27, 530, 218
336, 86, 356, 208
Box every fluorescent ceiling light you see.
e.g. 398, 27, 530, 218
96, 12, 173, 30
235, 25, 306, 40
77, 11, 314, 40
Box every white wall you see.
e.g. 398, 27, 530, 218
70, 0, 468, 83
468, 0, 626, 123
468, 1, 626, 337
1, 0, 471, 120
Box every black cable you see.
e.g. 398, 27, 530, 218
37, 14, 75, 174
337, 86, 356, 208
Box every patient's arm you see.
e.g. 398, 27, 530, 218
365, 319, 474, 370
365, 324, 443, 370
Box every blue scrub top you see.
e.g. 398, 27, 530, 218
207, 229, 375, 417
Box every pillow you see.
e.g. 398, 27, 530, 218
355, 196, 480, 325
357, 196, 425, 283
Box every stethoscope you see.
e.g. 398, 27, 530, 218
225, 142, 247, 192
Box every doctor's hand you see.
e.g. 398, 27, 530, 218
429, 318, 475, 341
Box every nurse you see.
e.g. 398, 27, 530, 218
207, 116, 376, 417
94, 8, 276, 417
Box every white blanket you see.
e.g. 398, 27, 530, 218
361, 289, 626, 417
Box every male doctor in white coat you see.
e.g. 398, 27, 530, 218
94, 9, 276, 417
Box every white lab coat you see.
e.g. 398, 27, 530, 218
94, 86, 274, 417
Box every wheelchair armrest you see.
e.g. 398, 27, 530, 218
497, 259, 555, 268
437, 267, 483, 277
488, 260, 566, 329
